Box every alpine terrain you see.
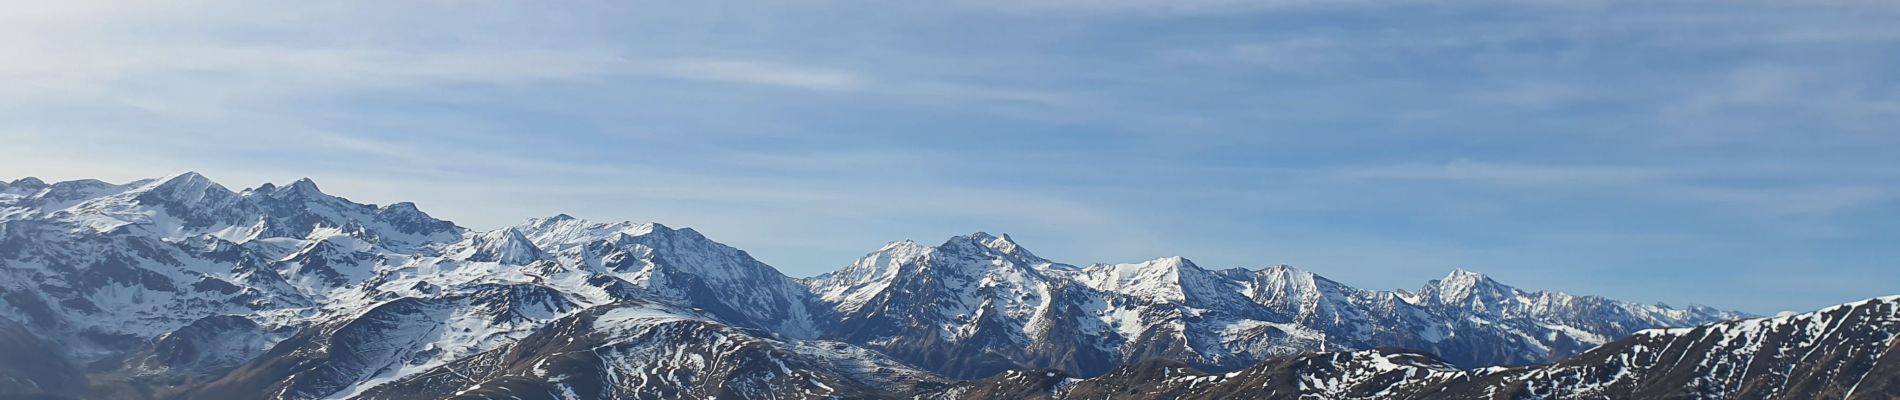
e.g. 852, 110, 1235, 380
1, 173, 1886, 400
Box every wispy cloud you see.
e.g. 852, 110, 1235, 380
656, 60, 863, 90
951, 0, 1358, 16
645, 59, 1072, 105
1334, 159, 1900, 223
1340, 160, 1670, 186
1661, 186, 1898, 217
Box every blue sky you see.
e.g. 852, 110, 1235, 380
3, 1, 1897, 314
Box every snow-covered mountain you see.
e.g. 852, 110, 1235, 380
939, 294, 1900, 400
0, 173, 1790, 399
805, 232, 1747, 378
0, 173, 849, 399
0, 172, 460, 362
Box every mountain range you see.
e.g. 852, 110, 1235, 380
0, 173, 1890, 400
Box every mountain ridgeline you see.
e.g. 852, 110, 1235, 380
0, 173, 1890, 400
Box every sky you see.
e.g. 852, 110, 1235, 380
2, 0, 1897, 314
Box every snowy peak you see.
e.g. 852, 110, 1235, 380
961, 231, 1001, 241
1248, 264, 1347, 302
286, 177, 321, 194
1242, 264, 1373, 332
1252, 264, 1313, 281
809, 233, 1099, 378
244, 177, 325, 201
510, 216, 746, 278
1419, 268, 1518, 309
0, 178, 133, 211
538, 213, 579, 225
452, 227, 548, 265
941, 231, 1003, 253
478, 213, 824, 337
808, 239, 928, 309
940, 231, 1071, 272
513, 214, 661, 251
968, 232, 1033, 259
1077, 256, 1216, 304
147, 171, 220, 191
807, 232, 1055, 300
373, 201, 455, 236
6, 177, 49, 191
129, 171, 238, 210
881, 238, 927, 254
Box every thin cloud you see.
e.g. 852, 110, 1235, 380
1341, 160, 1671, 186
656, 60, 864, 90
952, 0, 1362, 16
0, 43, 629, 101
1661, 186, 1898, 217
648, 59, 1072, 105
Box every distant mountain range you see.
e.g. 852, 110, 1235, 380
0, 173, 1889, 400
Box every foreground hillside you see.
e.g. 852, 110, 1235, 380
943, 295, 1900, 400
